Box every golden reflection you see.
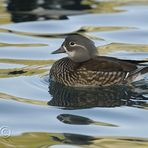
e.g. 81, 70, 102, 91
0, 132, 63, 147
0, 59, 54, 78
99, 43, 148, 55
0, 68, 47, 78
0, 0, 11, 24
86, 137, 148, 148
0, 59, 54, 65
1, 0, 148, 25
0, 92, 47, 106
0, 132, 148, 148
84, 0, 148, 14
0, 43, 48, 47
79, 26, 134, 33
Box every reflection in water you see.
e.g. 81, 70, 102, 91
57, 114, 93, 125
8, 70, 26, 75
7, 0, 38, 22
57, 114, 118, 127
7, 0, 91, 22
42, 0, 91, 10
52, 133, 148, 147
0, 131, 147, 147
48, 82, 147, 109
52, 133, 95, 145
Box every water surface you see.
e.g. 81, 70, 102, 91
0, 0, 148, 147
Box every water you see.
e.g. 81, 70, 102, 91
0, 0, 148, 147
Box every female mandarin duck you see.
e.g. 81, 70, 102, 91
50, 34, 148, 87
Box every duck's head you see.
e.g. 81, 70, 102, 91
52, 34, 98, 62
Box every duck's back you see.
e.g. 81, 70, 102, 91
50, 56, 145, 87
76, 56, 138, 86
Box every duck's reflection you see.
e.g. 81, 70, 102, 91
48, 81, 147, 109
7, 0, 91, 22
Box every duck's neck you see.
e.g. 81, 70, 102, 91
69, 53, 99, 63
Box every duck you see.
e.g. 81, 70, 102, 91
50, 34, 148, 87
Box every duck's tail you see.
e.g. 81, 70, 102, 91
129, 67, 148, 82
140, 67, 148, 74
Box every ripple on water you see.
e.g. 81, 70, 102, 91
0, 75, 49, 101
90, 29, 148, 44
0, 20, 81, 35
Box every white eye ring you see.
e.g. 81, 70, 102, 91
69, 41, 76, 46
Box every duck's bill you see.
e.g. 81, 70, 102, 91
51, 46, 66, 54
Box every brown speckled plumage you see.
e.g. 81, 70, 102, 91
50, 35, 148, 87
50, 56, 144, 87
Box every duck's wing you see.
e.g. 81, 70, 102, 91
78, 56, 148, 84
120, 59, 148, 66
80, 56, 138, 72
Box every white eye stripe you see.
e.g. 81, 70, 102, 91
63, 45, 68, 52
63, 44, 86, 51
76, 44, 87, 50
63, 45, 75, 57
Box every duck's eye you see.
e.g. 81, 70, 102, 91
69, 41, 76, 46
